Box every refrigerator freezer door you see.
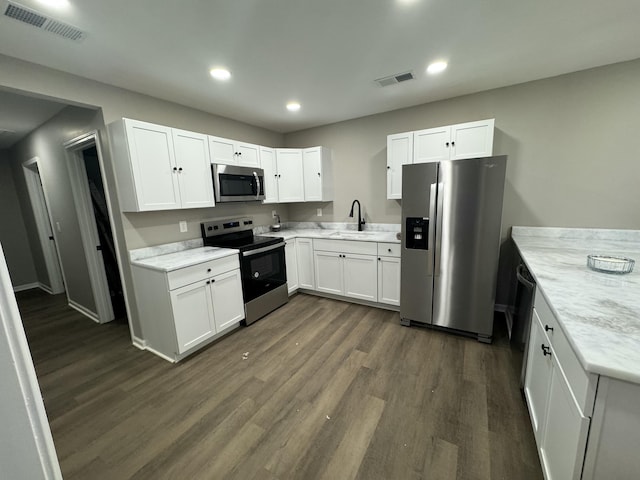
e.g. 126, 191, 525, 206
431, 156, 507, 340
400, 162, 438, 325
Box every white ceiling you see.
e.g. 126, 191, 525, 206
0, 89, 67, 148
1, 0, 640, 133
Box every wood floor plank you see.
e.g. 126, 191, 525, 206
16, 290, 543, 480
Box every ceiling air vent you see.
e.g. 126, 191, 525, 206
4, 1, 86, 41
375, 71, 415, 87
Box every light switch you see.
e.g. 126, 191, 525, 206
317, 208, 322, 217
56, 222, 61, 232
179, 221, 188, 233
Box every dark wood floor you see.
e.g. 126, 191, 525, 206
17, 288, 542, 480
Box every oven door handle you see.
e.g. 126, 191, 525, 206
253, 171, 261, 200
242, 243, 284, 257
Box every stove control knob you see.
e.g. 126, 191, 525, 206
254, 272, 259, 278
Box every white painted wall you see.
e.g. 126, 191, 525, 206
0, 242, 62, 480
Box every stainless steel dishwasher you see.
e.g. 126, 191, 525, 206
513, 262, 536, 388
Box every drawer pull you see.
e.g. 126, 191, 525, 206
545, 325, 554, 332
207, 268, 212, 273
541, 344, 552, 357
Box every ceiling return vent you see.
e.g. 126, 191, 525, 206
4, 1, 86, 41
374, 71, 415, 87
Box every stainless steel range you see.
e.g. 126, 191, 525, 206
201, 217, 288, 325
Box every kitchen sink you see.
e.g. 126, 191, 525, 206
329, 231, 378, 238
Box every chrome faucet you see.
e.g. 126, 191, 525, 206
348, 199, 366, 231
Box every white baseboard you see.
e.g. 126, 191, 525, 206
131, 336, 146, 350
13, 282, 40, 292
68, 300, 100, 323
38, 282, 54, 294
144, 345, 177, 363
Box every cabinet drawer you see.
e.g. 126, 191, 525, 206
378, 242, 401, 257
534, 293, 597, 416
167, 255, 240, 290
313, 238, 377, 255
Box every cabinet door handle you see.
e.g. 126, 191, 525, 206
317, 172, 321, 177
545, 325, 554, 332
541, 344, 551, 357
451, 141, 455, 147
211, 279, 215, 283
206, 280, 210, 284
387, 165, 390, 169
173, 167, 177, 172
445, 142, 450, 147
378, 257, 381, 261
388, 248, 392, 252
207, 268, 212, 273
178, 167, 183, 172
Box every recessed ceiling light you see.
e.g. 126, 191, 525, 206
209, 68, 231, 81
427, 61, 448, 74
37, 0, 70, 7
286, 102, 301, 112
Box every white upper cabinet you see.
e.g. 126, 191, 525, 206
260, 146, 279, 204
303, 147, 333, 202
386, 132, 413, 200
414, 126, 451, 163
450, 119, 495, 160
209, 135, 260, 167
275, 149, 305, 203
110, 119, 214, 212
387, 119, 494, 198
172, 129, 215, 209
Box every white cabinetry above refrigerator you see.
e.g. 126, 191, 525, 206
387, 118, 495, 199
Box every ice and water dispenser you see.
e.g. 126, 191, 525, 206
405, 217, 429, 250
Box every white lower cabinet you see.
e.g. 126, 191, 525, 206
313, 239, 377, 302
314, 251, 343, 295
296, 238, 315, 290
285, 239, 299, 294
171, 280, 215, 354
377, 242, 401, 306
524, 293, 596, 480
132, 254, 244, 362
540, 363, 590, 480
210, 269, 245, 332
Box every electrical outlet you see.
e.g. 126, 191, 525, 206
272, 210, 277, 218
179, 221, 188, 233
317, 208, 322, 217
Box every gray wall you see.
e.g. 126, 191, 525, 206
284, 58, 640, 303
0, 150, 37, 288
8, 107, 106, 313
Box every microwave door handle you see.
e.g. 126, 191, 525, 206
253, 171, 261, 200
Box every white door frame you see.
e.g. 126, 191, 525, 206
0, 243, 63, 480
65, 131, 124, 324
22, 158, 65, 295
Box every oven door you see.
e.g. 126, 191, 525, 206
240, 243, 286, 302
213, 164, 265, 202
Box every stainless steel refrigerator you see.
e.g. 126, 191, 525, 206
400, 156, 507, 342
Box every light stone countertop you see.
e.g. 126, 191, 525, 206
512, 227, 640, 384
130, 246, 239, 272
261, 229, 401, 243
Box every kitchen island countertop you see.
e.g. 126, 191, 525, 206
512, 226, 640, 383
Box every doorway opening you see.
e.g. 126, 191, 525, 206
81, 146, 126, 321
22, 157, 66, 295
66, 132, 129, 325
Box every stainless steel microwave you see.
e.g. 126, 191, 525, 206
212, 164, 265, 202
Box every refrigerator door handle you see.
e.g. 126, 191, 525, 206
434, 180, 444, 277
428, 182, 437, 275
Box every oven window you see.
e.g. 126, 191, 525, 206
241, 246, 286, 302
219, 174, 259, 197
